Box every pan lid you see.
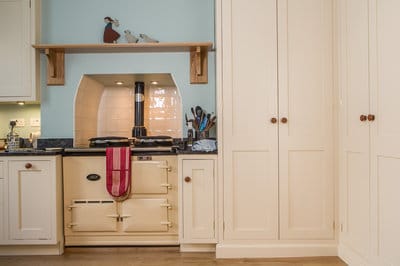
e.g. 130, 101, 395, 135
89, 136, 130, 146
133, 135, 173, 147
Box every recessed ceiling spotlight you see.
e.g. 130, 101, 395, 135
16, 101, 25, 106
150, 81, 159, 85
115, 81, 124, 85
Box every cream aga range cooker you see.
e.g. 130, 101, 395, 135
62, 154, 178, 246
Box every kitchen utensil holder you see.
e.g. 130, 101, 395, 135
195, 130, 209, 140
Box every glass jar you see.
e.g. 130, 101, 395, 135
6, 132, 20, 151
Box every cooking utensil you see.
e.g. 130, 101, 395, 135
191, 107, 196, 119
185, 113, 189, 125
199, 115, 208, 131
205, 115, 217, 131
195, 106, 203, 118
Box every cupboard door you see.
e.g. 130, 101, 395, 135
0, 161, 5, 242
278, 0, 334, 240
8, 160, 53, 240
222, 0, 279, 240
182, 159, 215, 242
372, 1, 400, 264
0, 178, 4, 242
0, 0, 38, 101
338, 0, 371, 259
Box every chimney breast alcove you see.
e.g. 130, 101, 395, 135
74, 73, 182, 147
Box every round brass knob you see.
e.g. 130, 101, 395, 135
184, 176, 192, 183
367, 114, 375, 121
281, 117, 288, 124
270, 117, 277, 124
25, 163, 32, 169
360, 115, 367, 122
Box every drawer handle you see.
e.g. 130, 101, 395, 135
160, 183, 172, 189
161, 221, 172, 227
25, 163, 32, 169
67, 205, 78, 211
270, 117, 277, 124
158, 165, 172, 172
184, 176, 192, 183
160, 203, 172, 209
280, 117, 288, 124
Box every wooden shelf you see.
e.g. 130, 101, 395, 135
33, 42, 213, 85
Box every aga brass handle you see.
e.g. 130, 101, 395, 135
184, 176, 192, 183
25, 163, 32, 169
367, 114, 375, 121
360, 115, 367, 122
270, 117, 277, 124
281, 117, 288, 124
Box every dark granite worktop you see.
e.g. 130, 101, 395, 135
0, 149, 62, 156
0, 138, 217, 156
0, 148, 217, 157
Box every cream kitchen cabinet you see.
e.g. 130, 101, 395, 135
217, 0, 335, 257
178, 155, 217, 252
0, 160, 5, 243
338, 0, 400, 265
0, 0, 40, 102
0, 155, 63, 255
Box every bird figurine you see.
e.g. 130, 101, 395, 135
124, 30, 139, 43
139, 33, 159, 43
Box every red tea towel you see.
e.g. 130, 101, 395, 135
106, 147, 131, 201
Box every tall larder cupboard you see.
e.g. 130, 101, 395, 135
216, 0, 335, 258
338, 0, 400, 265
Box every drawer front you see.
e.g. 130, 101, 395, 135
70, 200, 118, 232
121, 198, 170, 232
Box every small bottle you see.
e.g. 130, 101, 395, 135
6, 121, 20, 151
187, 121, 193, 148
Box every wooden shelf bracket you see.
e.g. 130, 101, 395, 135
190, 46, 208, 84
44, 48, 65, 86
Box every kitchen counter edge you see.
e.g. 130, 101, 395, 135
0, 150, 217, 156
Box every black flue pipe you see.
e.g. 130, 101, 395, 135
132, 81, 147, 137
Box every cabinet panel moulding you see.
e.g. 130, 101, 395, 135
33, 42, 214, 86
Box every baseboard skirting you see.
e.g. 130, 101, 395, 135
216, 243, 338, 258
338, 244, 371, 266
0, 242, 64, 256
180, 243, 216, 252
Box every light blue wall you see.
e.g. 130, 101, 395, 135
40, 0, 215, 138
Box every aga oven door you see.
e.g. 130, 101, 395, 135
69, 200, 118, 232
120, 198, 171, 232
131, 158, 171, 194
